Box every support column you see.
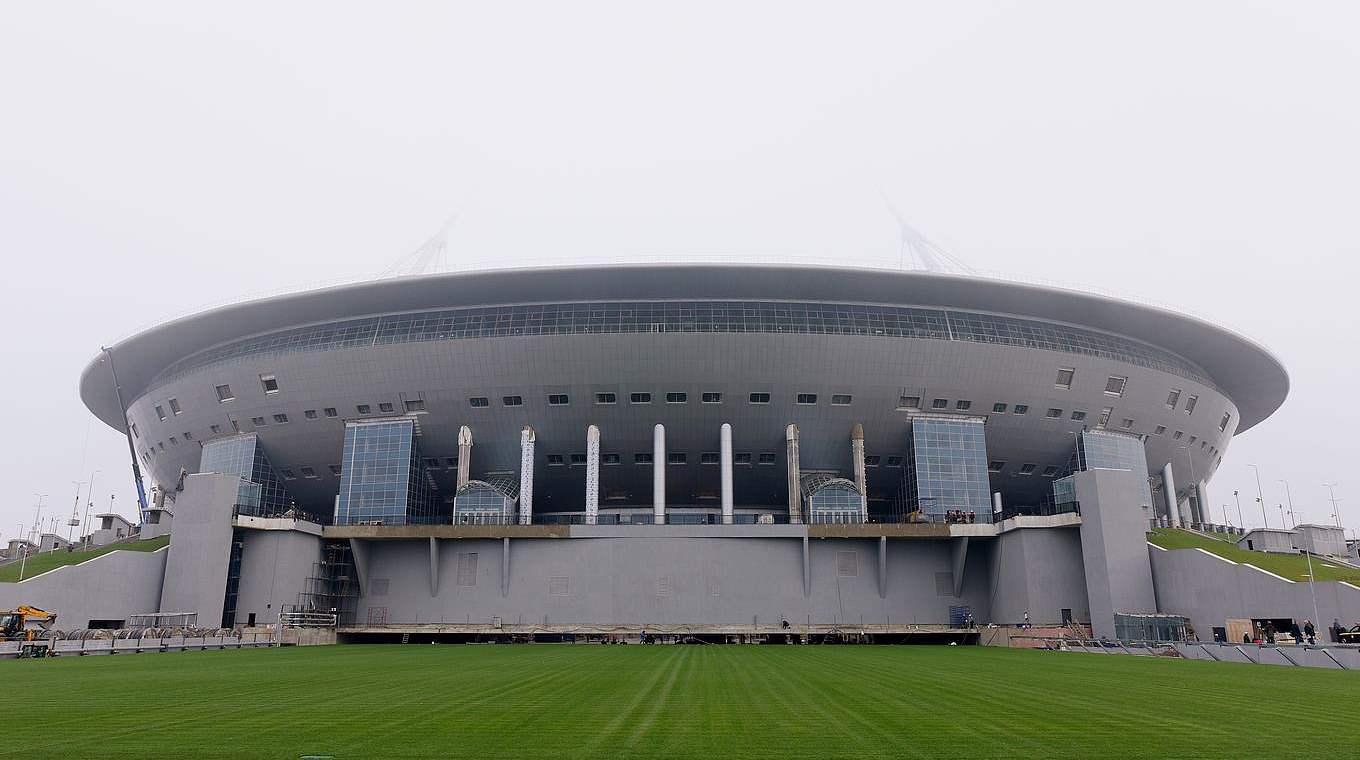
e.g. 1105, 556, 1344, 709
786, 423, 802, 524
519, 426, 535, 526
501, 538, 511, 597
851, 423, 868, 522
585, 425, 600, 525
1162, 462, 1180, 528
428, 537, 439, 597
992, 492, 1003, 519
456, 425, 472, 489
653, 423, 666, 524
877, 535, 887, 599
720, 423, 734, 524
1196, 479, 1211, 529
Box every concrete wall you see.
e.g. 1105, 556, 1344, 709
1294, 525, 1347, 558
158, 473, 240, 625
0, 547, 167, 627
1237, 529, 1296, 554
1074, 469, 1158, 637
1150, 544, 1360, 638
233, 529, 322, 626
987, 527, 1089, 626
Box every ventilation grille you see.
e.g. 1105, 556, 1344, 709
456, 553, 478, 587
549, 576, 570, 597
836, 551, 859, 577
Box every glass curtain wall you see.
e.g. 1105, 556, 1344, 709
334, 419, 435, 525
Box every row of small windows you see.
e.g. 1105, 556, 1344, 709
538, 452, 908, 467
464, 392, 854, 408
987, 460, 1061, 478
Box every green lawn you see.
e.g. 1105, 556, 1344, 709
2, 645, 1357, 759
1147, 528, 1360, 583
0, 536, 168, 583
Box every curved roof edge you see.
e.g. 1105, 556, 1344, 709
79, 263, 1289, 434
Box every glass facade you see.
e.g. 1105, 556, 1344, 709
151, 301, 1214, 390
1054, 429, 1153, 508
198, 433, 294, 517
335, 419, 435, 525
900, 417, 992, 522
801, 474, 864, 524
453, 477, 517, 524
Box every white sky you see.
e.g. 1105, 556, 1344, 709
1, 1, 1356, 541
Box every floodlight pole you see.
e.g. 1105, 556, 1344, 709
1249, 465, 1268, 528
1323, 482, 1342, 529
1233, 490, 1244, 530
1304, 550, 1321, 642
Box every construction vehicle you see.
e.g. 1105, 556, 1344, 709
1, 605, 58, 658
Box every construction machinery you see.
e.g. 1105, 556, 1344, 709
1, 605, 58, 658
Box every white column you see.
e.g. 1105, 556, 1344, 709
456, 425, 472, 490
851, 423, 868, 522
720, 423, 734, 524
992, 491, 1003, 517
786, 423, 802, 524
653, 424, 666, 524
519, 426, 535, 525
585, 425, 600, 525
1196, 479, 1211, 529
1162, 462, 1180, 529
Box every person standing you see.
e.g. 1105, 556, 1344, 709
1304, 620, 1316, 646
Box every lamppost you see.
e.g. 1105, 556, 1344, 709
29, 493, 47, 545
1279, 479, 1297, 528
80, 470, 101, 547
1233, 490, 1245, 530
66, 479, 87, 544
1248, 464, 1268, 528
1222, 504, 1231, 527
1323, 482, 1342, 529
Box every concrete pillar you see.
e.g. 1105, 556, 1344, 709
653, 423, 666, 524
1162, 462, 1180, 528
720, 423, 734, 525
519, 426, 535, 526
585, 425, 600, 525
786, 423, 802, 524
1196, 480, 1211, 529
992, 491, 1003, 518
456, 425, 472, 489
851, 423, 868, 522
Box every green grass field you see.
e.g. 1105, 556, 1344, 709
3, 645, 1357, 759
1146, 528, 1360, 583
0, 536, 168, 583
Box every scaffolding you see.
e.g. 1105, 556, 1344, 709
295, 541, 359, 626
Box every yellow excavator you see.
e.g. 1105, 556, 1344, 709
1, 605, 58, 657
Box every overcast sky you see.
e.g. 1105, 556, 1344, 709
2, 2, 1356, 541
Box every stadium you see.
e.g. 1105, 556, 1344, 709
15, 262, 1360, 648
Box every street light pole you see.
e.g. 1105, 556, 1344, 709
1233, 490, 1244, 530
1248, 464, 1268, 528
81, 470, 101, 547
1279, 480, 1297, 528
30, 493, 47, 545
1323, 482, 1342, 529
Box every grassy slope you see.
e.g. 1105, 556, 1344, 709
2, 645, 1358, 759
1146, 528, 1360, 584
0, 536, 168, 583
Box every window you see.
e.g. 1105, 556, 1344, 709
1166, 389, 1182, 409
251, 416, 267, 426
955, 400, 972, 411
404, 399, 425, 413
546, 454, 565, 466
666, 392, 687, 404
260, 374, 280, 394
280, 468, 296, 480
356, 404, 371, 415
899, 396, 921, 409
931, 398, 949, 409
155, 405, 166, 421
1104, 376, 1127, 396
702, 392, 722, 403
300, 466, 317, 479
168, 437, 177, 446
1041, 465, 1059, 477
503, 396, 523, 407
631, 392, 652, 404
992, 403, 1007, 414
1018, 463, 1037, 475
1045, 408, 1063, 418
1220, 412, 1231, 432
1153, 425, 1166, 435
886, 456, 904, 467
183, 431, 193, 441
700, 452, 720, 465
548, 394, 569, 406
378, 402, 394, 413
157, 441, 165, 451
209, 424, 222, 434
570, 453, 587, 465
595, 392, 617, 405
1097, 407, 1112, 428
831, 394, 852, 405
169, 398, 182, 415
758, 452, 776, 465
1172, 430, 1184, 440
1187, 435, 1197, 445
634, 453, 653, 464
1121, 418, 1134, 429
668, 452, 687, 465
735, 452, 753, 465
273, 413, 289, 424
465, 397, 489, 408
329, 465, 342, 476
988, 461, 1005, 473
323, 407, 338, 417
1184, 395, 1198, 414
1013, 404, 1029, 415
749, 392, 771, 404
1070, 410, 1087, 421
1055, 368, 1075, 389
864, 455, 881, 467
230, 420, 240, 432
796, 393, 818, 405
304, 409, 318, 419
602, 453, 620, 465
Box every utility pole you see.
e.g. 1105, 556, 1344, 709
1323, 482, 1342, 529
1233, 490, 1244, 530
81, 470, 100, 547
1279, 480, 1296, 527
30, 493, 47, 544
1249, 464, 1268, 528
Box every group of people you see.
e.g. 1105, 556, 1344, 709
945, 510, 977, 524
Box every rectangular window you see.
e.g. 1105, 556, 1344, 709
749, 392, 771, 404
215, 384, 234, 402
378, 402, 394, 413
260, 375, 280, 394
886, 456, 904, 467
1185, 395, 1198, 414
1041, 465, 1059, 477
667, 452, 687, 465
666, 392, 688, 404
304, 409, 318, 419
1018, 463, 1037, 475
329, 464, 342, 476
209, 424, 221, 434
1187, 435, 1197, 445
899, 396, 921, 409
1097, 407, 1113, 428
168, 437, 177, 446
280, 468, 296, 480
356, 404, 371, 415
546, 454, 565, 466
404, 399, 425, 413
547, 394, 569, 406
469, 397, 489, 408
182, 431, 193, 441
1153, 425, 1166, 435
1219, 412, 1231, 432
1070, 410, 1087, 421
602, 453, 620, 465
130, 423, 139, 438
570, 453, 587, 465
634, 453, 653, 464
1173, 430, 1183, 440
1104, 376, 1127, 396
700, 452, 719, 465
323, 407, 338, 417
955, 400, 972, 411
831, 394, 852, 405
992, 403, 1007, 413
1121, 418, 1134, 429
796, 393, 818, 405
595, 392, 617, 405
1045, 408, 1063, 418
300, 466, 317, 479
1055, 368, 1075, 389
702, 392, 722, 403
273, 413, 289, 424
155, 405, 166, 421
168, 398, 182, 415
251, 416, 266, 426
735, 452, 752, 465
864, 455, 881, 467
503, 396, 523, 407
631, 392, 652, 404
931, 398, 949, 409
1166, 389, 1182, 408
758, 452, 776, 465
988, 461, 1005, 472
1013, 404, 1029, 415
